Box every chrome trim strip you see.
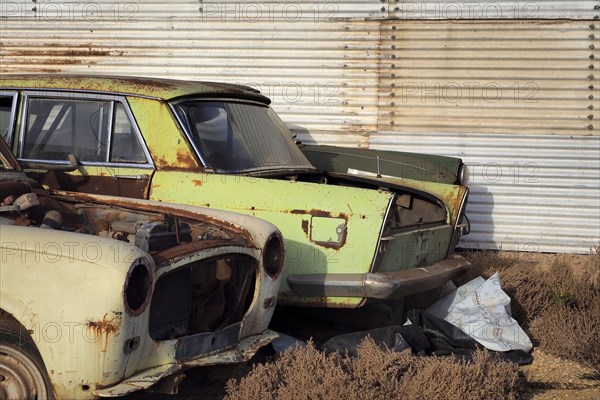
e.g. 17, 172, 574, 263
105, 101, 115, 163
368, 194, 395, 274
167, 102, 209, 169
16, 157, 155, 170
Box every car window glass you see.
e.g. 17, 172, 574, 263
0, 96, 15, 143
23, 98, 111, 162
110, 103, 147, 163
176, 101, 313, 173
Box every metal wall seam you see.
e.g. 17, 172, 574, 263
388, 1, 600, 20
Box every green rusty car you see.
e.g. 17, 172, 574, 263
0, 75, 470, 309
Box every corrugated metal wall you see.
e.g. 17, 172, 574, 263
372, 14, 600, 253
0, 1, 386, 147
1, 0, 599, 253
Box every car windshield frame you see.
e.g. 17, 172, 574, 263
169, 97, 316, 176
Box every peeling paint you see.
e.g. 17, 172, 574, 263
301, 219, 309, 235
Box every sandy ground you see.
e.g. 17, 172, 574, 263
521, 350, 600, 399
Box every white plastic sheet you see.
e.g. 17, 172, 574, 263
427, 272, 533, 352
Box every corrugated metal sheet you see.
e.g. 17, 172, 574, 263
0, 0, 385, 147
377, 20, 599, 135
389, 1, 600, 20
1, 0, 599, 253
370, 133, 600, 253
373, 18, 599, 253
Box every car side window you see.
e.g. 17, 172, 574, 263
23, 98, 111, 162
110, 103, 147, 163
21, 97, 148, 164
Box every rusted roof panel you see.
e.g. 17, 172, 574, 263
0, 74, 269, 101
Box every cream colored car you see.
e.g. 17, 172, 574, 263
0, 137, 284, 399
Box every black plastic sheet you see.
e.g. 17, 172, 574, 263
321, 309, 533, 366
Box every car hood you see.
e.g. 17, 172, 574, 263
300, 144, 462, 185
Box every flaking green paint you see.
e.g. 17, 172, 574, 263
151, 171, 393, 307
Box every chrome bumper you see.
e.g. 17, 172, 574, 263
93, 330, 278, 398
287, 254, 470, 300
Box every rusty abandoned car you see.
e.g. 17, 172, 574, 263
0, 136, 284, 399
0, 75, 470, 310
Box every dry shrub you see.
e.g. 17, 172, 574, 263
225, 339, 521, 400
530, 248, 600, 373
399, 350, 521, 400
500, 256, 591, 328
224, 341, 354, 400
461, 249, 519, 282
464, 247, 600, 374
531, 299, 600, 373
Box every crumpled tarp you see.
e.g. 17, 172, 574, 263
426, 272, 533, 353
272, 274, 533, 365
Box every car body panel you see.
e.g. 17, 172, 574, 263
151, 170, 393, 308
0, 75, 268, 103
0, 75, 470, 309
0, 135, 284, 399
301, 144, 462, 185
126, 96, 203, 172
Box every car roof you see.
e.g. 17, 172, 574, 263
0, 74, 270, 103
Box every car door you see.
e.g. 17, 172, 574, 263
15, 92, 154, 198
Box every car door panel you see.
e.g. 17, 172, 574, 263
16, 92, 154, 198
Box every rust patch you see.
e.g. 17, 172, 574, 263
290, 209, 348, 221
277, 292, 361, 309
86, 314, 120, 351
290, 209, 331, 218
154, 156, 169, 169
86, 314, 119, 338
192, 179, 203, 187
301, 219, 309, 235
314, 229, 347, 250
176, 150, 196, 167
152, 239, 244, 266
54, 191, 255, 247
156, 150, 201, 172
8, 49, 113, 57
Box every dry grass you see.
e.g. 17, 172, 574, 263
529, 248, 600, 376
464, 246, 600, 375
225, 339, 521, 400
225, 247, 599, 399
